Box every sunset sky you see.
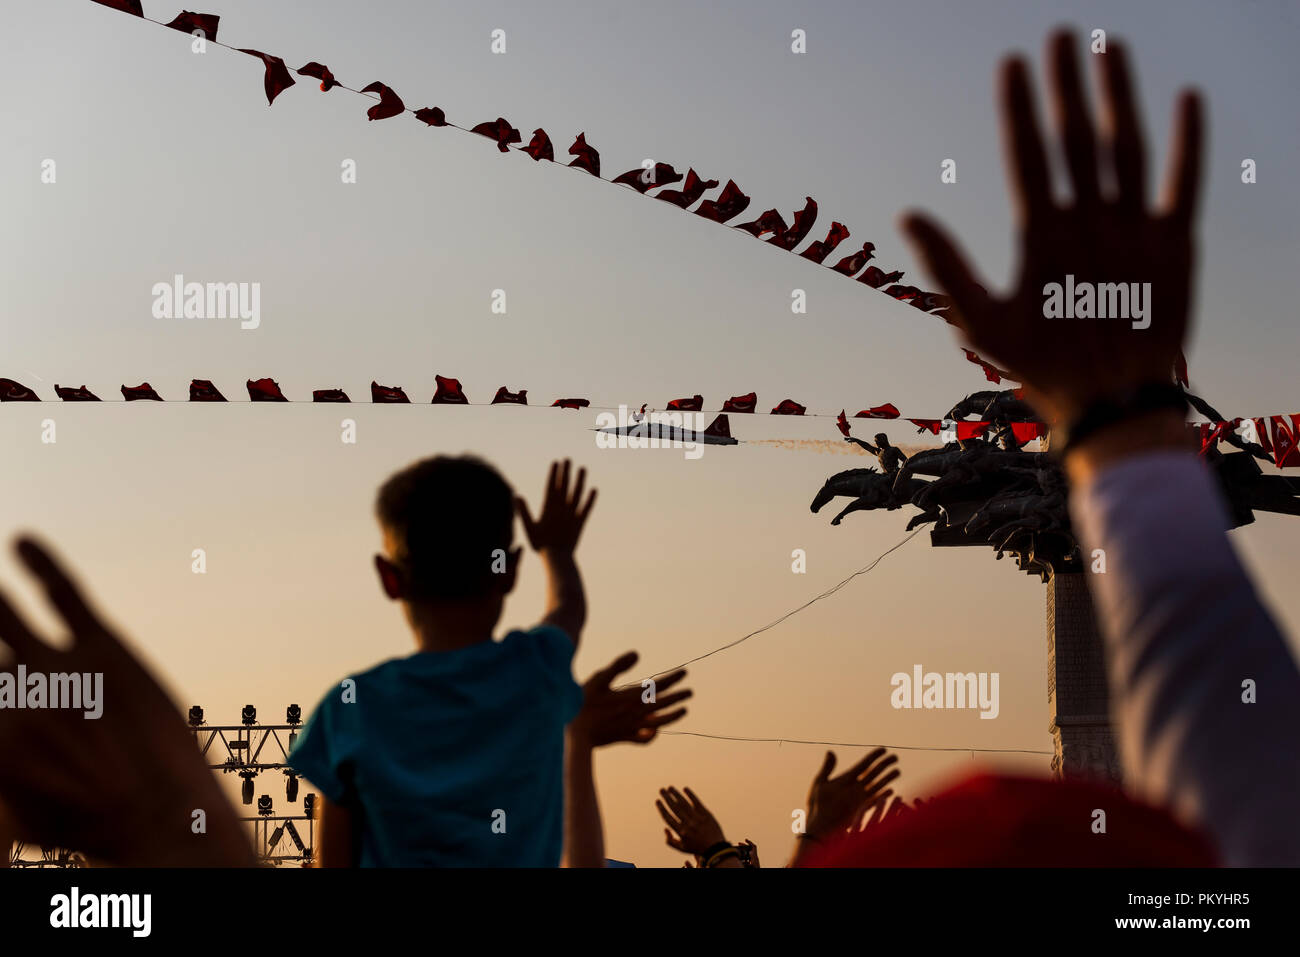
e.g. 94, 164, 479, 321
3, 0, 1298, 865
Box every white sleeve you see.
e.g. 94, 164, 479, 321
1069, 450, 1300, 865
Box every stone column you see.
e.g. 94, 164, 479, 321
1046, 570, 1122, 783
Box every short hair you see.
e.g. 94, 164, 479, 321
375, 455, 514, 600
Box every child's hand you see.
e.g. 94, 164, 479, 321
517, 459, 597, 556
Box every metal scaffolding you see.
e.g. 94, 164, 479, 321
6, 705, 316, 868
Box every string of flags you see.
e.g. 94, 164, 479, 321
5, 374, 1294, 465
0, 375, 986, 421
85, 0, 1013, 386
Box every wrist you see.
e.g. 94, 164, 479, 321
566, 726, 596, 752
701, 841, 738, 867
1064, 408, 1192, 484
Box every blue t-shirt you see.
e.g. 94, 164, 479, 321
289, 625, 583, 867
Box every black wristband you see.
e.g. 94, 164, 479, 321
701, 841, 732, 862
1058, 383, 1188, 457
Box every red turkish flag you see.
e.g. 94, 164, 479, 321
567, 133, 600, 176
1271, 415, 1300, 467
695, 180, 751, 223
723, 392, 757, 413
431, 375, 468, 404
552, 398, 590, 410
91, 0, 143, 15
884, 284, 924, 302
919, 291, 953, 312
1253, 417, 1273, 454
855, 404, 900, 419
956, 422, 990, 441
836, 410, 851, 437
298, 62, 339, 92
239, 50, 296, 106
771, 399, 806, 415
371, 382, 411, 403
121, 383, 163, 401
166, 12, 220, 41
1010, 422, 1047, 443
522, 129, 553, 161
0, 378, 40, 401
55, 385, 100, 401
767, 197, 818, 251
858, 266, 904, 289
415, 107, 448, 127
962, 349, 1014, 384
800, 222, 850, 264
361, 82, 405, 121
654, 169, 718, 208
908, 419, 942, 435
736, 208, 788, 238
189, 379, 227, 402
613, 163, 682, 193
492, 387, 528, 405
667, 395, 704, 412
471, 117, 522, 152
247, 378, 287, 402
313, 389, 350, 403
831, 242, 876, 276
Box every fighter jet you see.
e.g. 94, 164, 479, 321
595, 412, 738, 446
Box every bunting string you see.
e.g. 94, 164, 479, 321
83, 0, 1010, 379
6, 374, 1298, 465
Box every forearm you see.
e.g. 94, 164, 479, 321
1067, 416, 1300, 865
119, 783, 256, 867
313, 797, 356, 868
788, 834, 822, 868
541, 551, 586, 645
562, 735, 603, 867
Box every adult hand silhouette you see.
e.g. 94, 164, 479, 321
805, 748, 900, 841
657, 786, 726, 856
902, 31, 1203, 426
572, 653, 690, 747
0, 537, 253, 866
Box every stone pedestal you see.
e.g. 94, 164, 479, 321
1046, 571, 1121, 783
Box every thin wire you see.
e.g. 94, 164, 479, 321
121, 10, 958, 327
108, 10, 1039, 761
659, 731, 1052, 756
20, 395, 942, 421
627, 527, 925, 685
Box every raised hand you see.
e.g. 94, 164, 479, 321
902, 30, 1203, 426
571, 652, 690, 747
805, 748, 900, 841
517, 459, 597, 555
657, 786, 726, 856
0, 537, 253, 866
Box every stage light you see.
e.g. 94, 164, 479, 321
286, 773, 299, 803
241, 774, 255, 805
187, 705, 204, 727
257, 794, 273, 816
268, 825, 285, 848
286, 703, 302, 725
303, 793, 316, 817
241, 704, 257, 726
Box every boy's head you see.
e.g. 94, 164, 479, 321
373, 455, 520, 614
